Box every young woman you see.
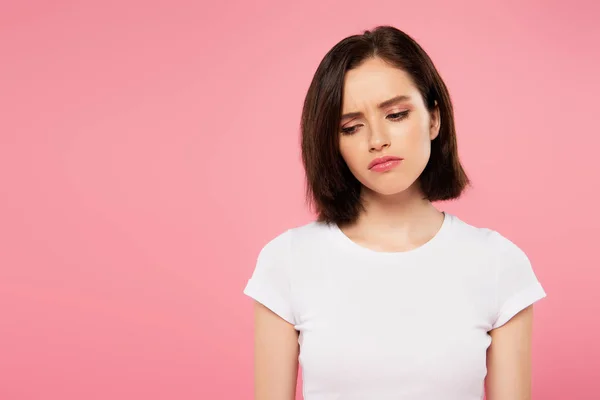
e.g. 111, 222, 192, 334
243, 25, 546, 400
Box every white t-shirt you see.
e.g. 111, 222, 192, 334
243, 212, 546, 400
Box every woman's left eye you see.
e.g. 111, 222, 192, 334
387, 110, 410, 120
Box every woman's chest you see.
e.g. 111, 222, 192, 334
291, 259, 495, 398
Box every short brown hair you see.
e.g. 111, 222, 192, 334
300, 25, 470, 226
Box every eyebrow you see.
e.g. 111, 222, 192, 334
340, 95, 412, 121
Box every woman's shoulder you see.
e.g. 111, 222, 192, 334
449, 213, 529, 258
257, 220, 331, 256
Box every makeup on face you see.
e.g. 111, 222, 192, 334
340, 94, 414, 133
368, 155, 403, 172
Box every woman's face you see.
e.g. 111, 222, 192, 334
339, 57, 440, 197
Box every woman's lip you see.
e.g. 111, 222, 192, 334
370, 159, 402, 172
368, 156, 403, 169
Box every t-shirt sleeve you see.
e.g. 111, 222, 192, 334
491, 232, 547, 329
243, 229, 296, 325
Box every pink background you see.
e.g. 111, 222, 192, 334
1, 1, 598, 399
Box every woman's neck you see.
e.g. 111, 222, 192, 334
338, 183, 444, 251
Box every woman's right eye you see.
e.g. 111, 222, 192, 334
341, 125, 359, 135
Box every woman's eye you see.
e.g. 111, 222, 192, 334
340, 112, 407, 134
341, 125, 360, 135
388, 110, 410, 120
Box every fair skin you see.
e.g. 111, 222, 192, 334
253, 302, 299, 399
253, 56, 535, 400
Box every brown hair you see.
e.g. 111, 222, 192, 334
300, 25, 470, 226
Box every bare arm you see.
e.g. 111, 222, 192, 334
253, 301, 299, 400
485, 305, 535, 400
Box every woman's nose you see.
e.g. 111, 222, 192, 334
369, 129, 391, 152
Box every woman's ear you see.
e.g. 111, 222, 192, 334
429, 101, 441, 140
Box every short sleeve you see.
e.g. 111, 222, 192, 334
491, 233, 547, 329
243, 230, 296, 325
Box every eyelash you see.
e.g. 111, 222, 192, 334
340, 110, 410, 135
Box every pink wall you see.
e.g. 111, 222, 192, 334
1, 0, 598, 398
